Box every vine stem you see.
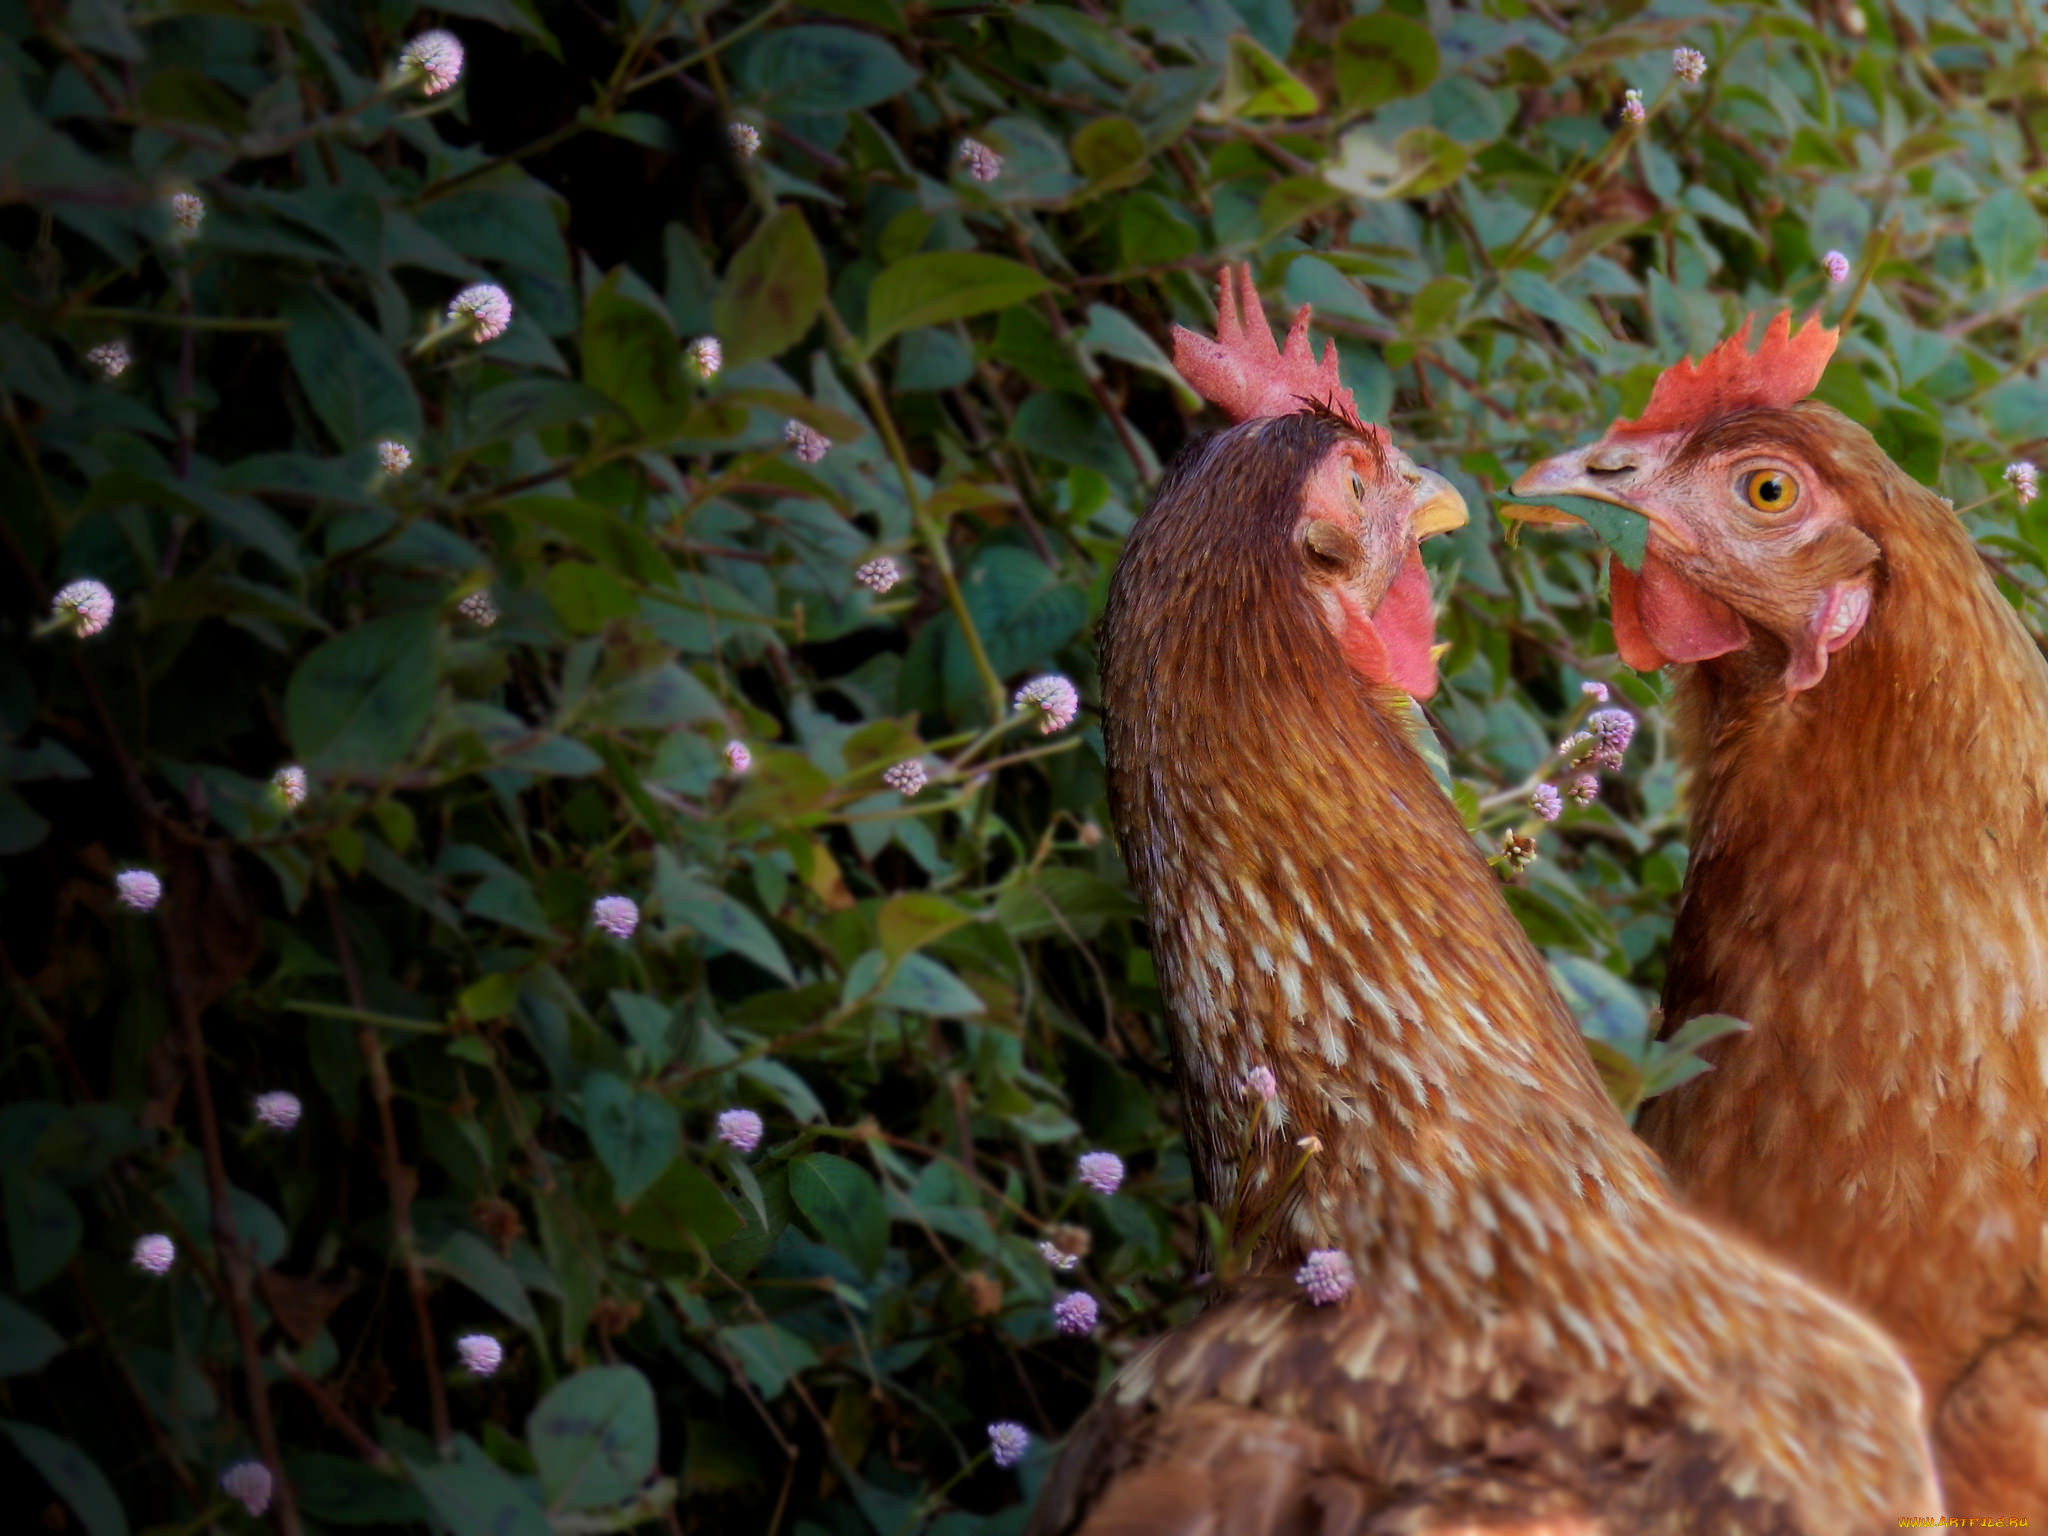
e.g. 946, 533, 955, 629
70, 1263, 205, 1509
163, 946, 303, 1534
322, 881, 453, 1448
1835, 215, 1894, 332
819, 301, 1009, 721
273, 1347, 391, 1468
68, 306, 286, 332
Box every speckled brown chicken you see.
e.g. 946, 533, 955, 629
1515, 314, 2048, 1507
1027, 273, 1937, 1535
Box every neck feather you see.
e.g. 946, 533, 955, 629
1680, 477, 2048, 912
1101, 501, 1660, 1305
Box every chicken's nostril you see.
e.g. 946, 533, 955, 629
1584, 449, 1639, 477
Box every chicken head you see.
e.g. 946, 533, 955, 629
1169, 265, 1468, 697
1510, 313, 1882, 695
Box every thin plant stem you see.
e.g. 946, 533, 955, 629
819, 300, 1009, 720
274, 1347, 391, 1469
164, 945, 303, 1534
69, 306, 287, 332
322, 882, 453, 1448
1836, 216, 1895, 332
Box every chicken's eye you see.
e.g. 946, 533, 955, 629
1349, 473, 1368, 503
1742, 469, 1798, 512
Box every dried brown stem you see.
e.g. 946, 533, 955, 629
70, 1263, 204, 1508
322, 882, 453, 1447
163, 939, 302, 1534
274, 1347, 391, 1468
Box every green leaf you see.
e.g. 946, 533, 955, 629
507, 497, 675, 588
736, 25, 916, 113
589, 665, 723, 730
1118, 194, 1198, 268
145, 575, 326, 633
467, 876, 557, 940
285, 611, 439, 772
430, 1231, 540, 1331
788, 1153, 887, 1277
1326, 126, 1468, 201
1495, 490, 1649, 571
289, 1453, 430, 1527
1682, 184, 1757, 242
1502, 270, 1609, 352
1660, 1012, 1750, 1052
0, 786, 48, 856
1070, 117, 1148, 192
1333, 13, 1438, 112
713, 206, 827, 371
876, 893, 973, 960
81, 469, 302, 577
498, 736, 603, 778
1009, 392, 1133, 486
581, 268, 690, 439
526, 1365, 659, 1512
656, 859, 796, 985
723, 751, 835, 825
1219, 32, 1316, 119
543, 564, 635, 634
878, 953, 985, 1018
609, 991, 675, 1064
428, 0, 557, 44
281, 287, 422, 447
992, 869, 1140, 943
1080, 304, 1180, 384
1972, 188, 2043, 285
460, 973, 521, 1022
375, 800, 415, 855
464, 380, 625, 446
137, 65, 246, 132
583, 1072, 679, 1207
1404, 275, 1472, 341
0, 1419, 128, 1536
4, 1174, 80, 1293
0, 1294, 63, 1375
410, 1437, 552, 1536
865, 253, 1053, 357
1259, 176, 1346, 240
718, 1322, 819, 1398
612, 1157, 740, 1251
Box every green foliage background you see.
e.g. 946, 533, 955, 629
2, 0, 2043, 1530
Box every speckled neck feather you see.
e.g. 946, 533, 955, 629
1641, 406, 2048, 1497
1102, 416, 1634, 1290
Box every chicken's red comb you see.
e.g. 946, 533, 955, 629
1613, 311, 1838, 435
1172, 265, 1388, 451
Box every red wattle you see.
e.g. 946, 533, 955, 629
1610, 551, 1748, 672
1371, 546, 1441, 699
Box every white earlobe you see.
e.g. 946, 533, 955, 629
1783, 581, 1870, 696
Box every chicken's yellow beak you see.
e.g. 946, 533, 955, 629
1496, 500, 1587, 528
1502, 439, 1691, 553
1500, 447, 1609, 526
1409, 469, 1468, 540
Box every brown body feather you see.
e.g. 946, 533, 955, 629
1636, 405, 2048, 1503
1029, 414, 1936, 1536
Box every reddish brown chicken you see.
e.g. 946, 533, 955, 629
1028, 271, 1936, 1535
1514, 315, 2048, 1505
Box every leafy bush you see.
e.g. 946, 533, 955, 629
1, 0, 2041, 1531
